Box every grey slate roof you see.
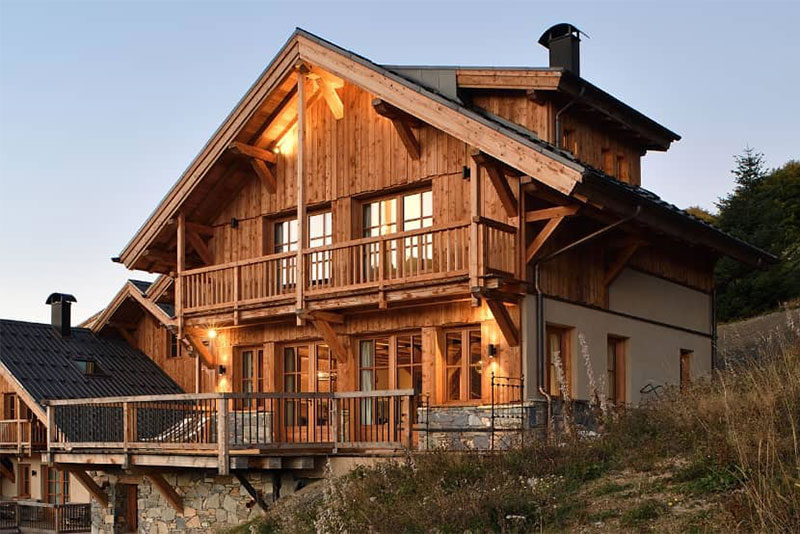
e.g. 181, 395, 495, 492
0, 319, 183, 408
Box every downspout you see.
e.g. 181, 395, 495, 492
534, 206, 642, 394
555, 86, 586, 149
711, 287, 718, 372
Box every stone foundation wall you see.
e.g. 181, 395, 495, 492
417, 400, 596, 450
90, 470, 273, 533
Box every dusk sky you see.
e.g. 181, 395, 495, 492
1, 1, 797, 324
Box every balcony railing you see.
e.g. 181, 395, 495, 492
0, 419, 47, 451
0, 501, 91, 533
181, 222, 482, 314
47, 390, 417, 471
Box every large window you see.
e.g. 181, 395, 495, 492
396, 334, 422, 392
359, 338, 390, 391
44, 467, 70, 504
545, 326, 571, 397
283, 346, 310, 426
607, 336, 626, 405
444, 329, 482, 403
315, 344, 336, 393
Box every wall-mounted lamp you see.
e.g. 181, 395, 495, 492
231, 217, 239, 229
207, 328, 218, 340
218, 365, 227, 376
31, 470, 37, 477
488, 344, 497, 358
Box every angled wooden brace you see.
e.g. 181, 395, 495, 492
64, 468, 109, 508
372, 98, 422, 159
604, 240, 644, 286
525, 205, 579, 222
301, 311, 348, 362
526, 216, 567, 263
146, 473, 184, 513
227, 141, 278, 193
486, 299, 520, 347
472, 151, 518, 217
184, 332, 215, 369
186, 230, 214, 265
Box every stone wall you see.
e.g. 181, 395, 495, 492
90, 470, 273, 533
417, 400, 596, 450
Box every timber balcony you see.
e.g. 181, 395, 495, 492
46, 390, 416, 474
179, 219, 518, 322
0, 419, 46, 453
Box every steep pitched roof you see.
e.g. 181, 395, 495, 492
116, 28, 585, 270
0, 319, 183, 417
90, 280, 175, 334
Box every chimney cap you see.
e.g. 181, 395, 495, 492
45, 293, 77, 305
538, 23, 585, 48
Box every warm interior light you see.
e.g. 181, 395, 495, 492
275, 123, 298, 154
207, 328, 217, 340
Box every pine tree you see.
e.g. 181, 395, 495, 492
731, 146, 767, 188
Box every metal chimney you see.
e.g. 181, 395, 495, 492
538, 23, 583, 76
45, 293, 77, 337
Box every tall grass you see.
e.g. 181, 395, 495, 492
256, 329, 800, 533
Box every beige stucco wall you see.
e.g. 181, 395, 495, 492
523, 269, 713, 404
0, 456, 90, 503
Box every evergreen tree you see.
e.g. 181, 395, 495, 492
714, 150, 800, 322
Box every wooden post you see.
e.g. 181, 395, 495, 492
217, 396, 230, 475
296, 66, 307, 325
46, 405, 54, 464
122, 402, 130, 453
402, 395, 413, 448
233, 264, 240, 325
15, 396, 21, 454
176, 212, 186, 338
331, 397, 339, 453
469, 154, 481, 301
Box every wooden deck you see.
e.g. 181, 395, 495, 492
0, 419, 46, 454
45, 391, 416, 474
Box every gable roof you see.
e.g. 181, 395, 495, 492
116, 28, 586, 270
90, 279, 175, 334
0, 319, 183, 418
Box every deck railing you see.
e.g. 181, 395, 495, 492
477, 217, 518, 278
47, 391, 416, 470
0, 501, 91, 533
0, 419, 47, 451
181, 222, 479, 313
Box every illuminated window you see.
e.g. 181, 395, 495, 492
315, 344, 336, 393
283, 345, 310, 426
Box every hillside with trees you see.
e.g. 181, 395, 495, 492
689, 150, 800, 322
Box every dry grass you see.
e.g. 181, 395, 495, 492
246, 330, 800, 533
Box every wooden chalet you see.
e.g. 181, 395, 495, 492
0, 24, 773, 532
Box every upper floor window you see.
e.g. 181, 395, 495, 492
308, 212, 333, 248
167, 331, 180, 358
274, 219, 299, 253
362, 189, 432, 237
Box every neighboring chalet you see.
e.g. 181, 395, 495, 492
0, 25, 773, 532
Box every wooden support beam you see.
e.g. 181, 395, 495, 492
472, 152, 518, 217
186, 230, 213, 266
227, 141, 276, 164
316, 78, 344, 119
604, 241, 643, 286
249, 158, 277, 193
525, 205, 580, 222
486, 299, 520, 347
143, 249, 175, 265
296, 66, 306, 325
185, 333, 214, 368
235, 473, 269, 513
0, 461, 15, 483
185, 221, 214, 237
298, 309, 344, 324
372, 98, 421, 159
64, 468, 108, 508
309, 317, 348, 363
146, 473, 183, 513
526, 216, 565, 263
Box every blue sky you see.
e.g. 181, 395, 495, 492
1, 0, 798, 323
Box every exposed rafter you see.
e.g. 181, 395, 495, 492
472, 151, 518, 217
227, 141, 277, 164
250, 158, 277, 193
312, 76, 344, 119
372, 98, 421, 160
184, 332, 215, 369
302, 311, 348, 362
526, 205, 579, 222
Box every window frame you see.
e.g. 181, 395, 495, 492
18, 463, 31, 499
443, 327, 483, 404
545, 325, 572, 397
360, 187, 433, 238
233, 346, 264, 395
43, 466, 70, 505
166, 330, 180, 358
606, 336, 627, 405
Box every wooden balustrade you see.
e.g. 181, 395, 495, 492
47, 390, 417, 471
0, 419, 47, 450
180, 223, 477, 314
476, 217, 518, 278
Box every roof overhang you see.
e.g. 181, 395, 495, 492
455, 68, 680, 151
91, 280, 175, 334
574, 171, 776, 268
117, 29, 586, 271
